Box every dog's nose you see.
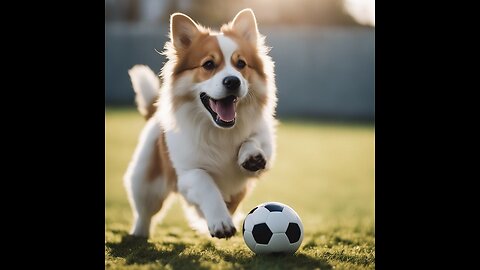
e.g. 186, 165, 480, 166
223, 76, 240, 91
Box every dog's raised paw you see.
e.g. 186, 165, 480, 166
241, 154, 266, 172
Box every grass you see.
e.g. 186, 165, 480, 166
105, 107, 375, 270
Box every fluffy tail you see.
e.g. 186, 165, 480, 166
128, 65, 159, 120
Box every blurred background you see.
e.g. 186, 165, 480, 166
105, 0, 374, 121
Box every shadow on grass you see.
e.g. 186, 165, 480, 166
107, 231, 363, 269
216, 249, 333, 270
106, 233, 208, 269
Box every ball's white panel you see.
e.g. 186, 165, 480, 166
267, 233, 292, 253
243, 230, 256, 253
249, 206, 271, 225
266, 212, 290, 233
282, 205, 301, 224
254, 243, 271, 254
243, 212, 257, 232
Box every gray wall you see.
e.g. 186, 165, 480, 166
106, 23, 374, 121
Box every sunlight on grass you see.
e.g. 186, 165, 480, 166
106, 107, 374, 270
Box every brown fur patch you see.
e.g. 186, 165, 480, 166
222, 30, 266, 79
158, 132, 178, 191
173, 34, 225, 82
147, 132, 177, 192
147, 137, 162, 181
144, 102, 157, 120
226, 188, 247, 215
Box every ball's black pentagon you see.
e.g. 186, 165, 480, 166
248, 206, 258, 214
286, 223, 301, 243
252, 223, 273, 244
263, 203, 284, 212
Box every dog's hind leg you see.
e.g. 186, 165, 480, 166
123, 118, 175, 237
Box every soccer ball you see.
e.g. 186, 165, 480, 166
242, 202, 304, 254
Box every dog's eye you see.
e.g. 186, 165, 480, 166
236, 59, 246, 69
202, 60, 215, 71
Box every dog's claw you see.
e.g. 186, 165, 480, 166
214, 231, 225, 238
211, 225, 236, 239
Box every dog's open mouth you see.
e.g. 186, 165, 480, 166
200, 93, 238, 128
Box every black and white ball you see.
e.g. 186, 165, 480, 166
242, 202, 304, 254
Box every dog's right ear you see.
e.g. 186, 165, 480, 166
170, 13, 200, 50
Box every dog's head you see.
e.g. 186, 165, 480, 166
163, 9, 275, 129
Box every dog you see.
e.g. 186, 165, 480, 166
124, 9, 277, 239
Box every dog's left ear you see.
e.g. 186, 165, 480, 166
170, 13, 201, 50
231, 9, 259, 46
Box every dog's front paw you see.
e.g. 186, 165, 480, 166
208, 215, 236, 239
238, 141, 267, 173
241, 154, 266, 172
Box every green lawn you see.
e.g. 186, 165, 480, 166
105, 107, 375, 270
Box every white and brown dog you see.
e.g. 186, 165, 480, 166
124, 9, 277, 239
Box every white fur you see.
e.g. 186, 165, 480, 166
125, 14, 277, 239
177, 169, 235, 236
128, 65, 159, 117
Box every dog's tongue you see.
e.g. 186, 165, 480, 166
209, 97, 236, 122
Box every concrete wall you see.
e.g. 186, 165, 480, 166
105, 23, 375, 120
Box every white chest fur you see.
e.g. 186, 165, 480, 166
163, 105, 257, 200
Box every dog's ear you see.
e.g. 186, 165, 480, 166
170, 13, 200, 50
231, 9, 259, 46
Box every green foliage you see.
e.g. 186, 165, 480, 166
106, 108, 374, 269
